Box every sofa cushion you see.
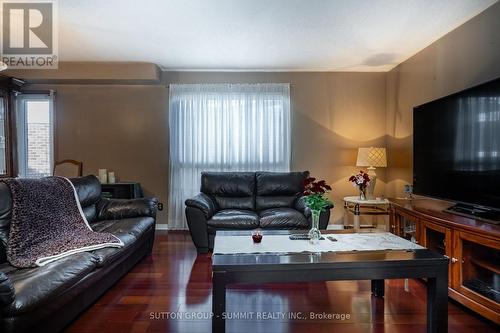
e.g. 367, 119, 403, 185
90, 217, 154, 267
1, 252, 98, 316
91, 247, 127, 268
258, 208, 308, 229
92, 217, 154, 238
201, 172, 255, 210
256, 171, 308, 210
92, 220, 137, 247
207, 209, 259, 229
90, 219, 117, 232
105, 217, 154, 239
92, 221, 138, 247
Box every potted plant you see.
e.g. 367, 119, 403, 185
303, 177, 333, 241
348, 170, 371, 200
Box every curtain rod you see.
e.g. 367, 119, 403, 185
165, 83, 292, 87
14, 89, 56, 96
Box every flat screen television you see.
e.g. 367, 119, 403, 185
413, 77, 500, 222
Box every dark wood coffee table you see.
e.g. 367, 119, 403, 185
212, 230, 448, 333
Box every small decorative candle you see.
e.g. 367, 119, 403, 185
252, 229, 263, 243
108, 172, 116, 184
98, 169, 107, 183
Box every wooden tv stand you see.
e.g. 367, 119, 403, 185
389, 197, 500, 324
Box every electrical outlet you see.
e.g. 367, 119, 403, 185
157, 202, 164, 211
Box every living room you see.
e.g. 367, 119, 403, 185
0, 0, 499, 332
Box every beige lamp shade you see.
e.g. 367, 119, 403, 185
356, 147, 387, 168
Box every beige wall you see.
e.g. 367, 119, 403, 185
386, 1, 500, 197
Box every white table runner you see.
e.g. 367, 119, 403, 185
213, 232, 424, 255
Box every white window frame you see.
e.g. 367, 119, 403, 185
16, 93, 55, 178
167, 83, 291, 230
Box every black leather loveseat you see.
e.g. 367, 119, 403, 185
0, 175, 158, 333
185, 171, 332, 253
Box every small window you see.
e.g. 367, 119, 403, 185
16, 93, 55, 178
0, 95, 7, 175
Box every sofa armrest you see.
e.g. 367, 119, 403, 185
185, 193, 217, 220
295, 196, 333, 229
294, 196, 310, 217
318, 209, 332, 230
96, 197, 158, 221
0, 271, 14, 307
323, 202, 334, 210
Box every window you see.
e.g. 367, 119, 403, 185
0, 95, 7, 175
168, 83, 291, 229
16, 93, 55, 178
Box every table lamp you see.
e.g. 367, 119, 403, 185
356, 147, 387, 199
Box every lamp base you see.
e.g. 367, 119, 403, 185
366, 167, 377, 200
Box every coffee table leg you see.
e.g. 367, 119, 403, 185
212, 271, 226, 333
427, 266, 448, 333
371, 279, 385, 297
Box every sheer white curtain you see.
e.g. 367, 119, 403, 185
168, 83, 291, 230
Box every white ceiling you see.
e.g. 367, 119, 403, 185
59, 0, 498, 71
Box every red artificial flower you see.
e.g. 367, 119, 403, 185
303, 176, 332, 196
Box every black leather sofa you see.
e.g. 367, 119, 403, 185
0, 175, 158, 333
185, 171, 332, 253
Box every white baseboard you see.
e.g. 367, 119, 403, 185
326, 223, 346, 230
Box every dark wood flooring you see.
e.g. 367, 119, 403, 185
65, 231, 499, 333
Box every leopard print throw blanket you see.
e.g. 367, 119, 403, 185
3, 176, 123, 268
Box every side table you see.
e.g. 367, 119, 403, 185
101, 182, 143, 199
343, 196, 390, 231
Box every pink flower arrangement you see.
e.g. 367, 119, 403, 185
349, 170, 371, 199
348, 170, 370, 187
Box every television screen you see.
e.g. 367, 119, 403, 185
413, 77, 500, 210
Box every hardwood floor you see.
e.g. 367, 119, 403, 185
65, 231, 498, 333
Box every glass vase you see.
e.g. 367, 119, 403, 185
308, 209, 321, 243
359, 186, 367, 200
